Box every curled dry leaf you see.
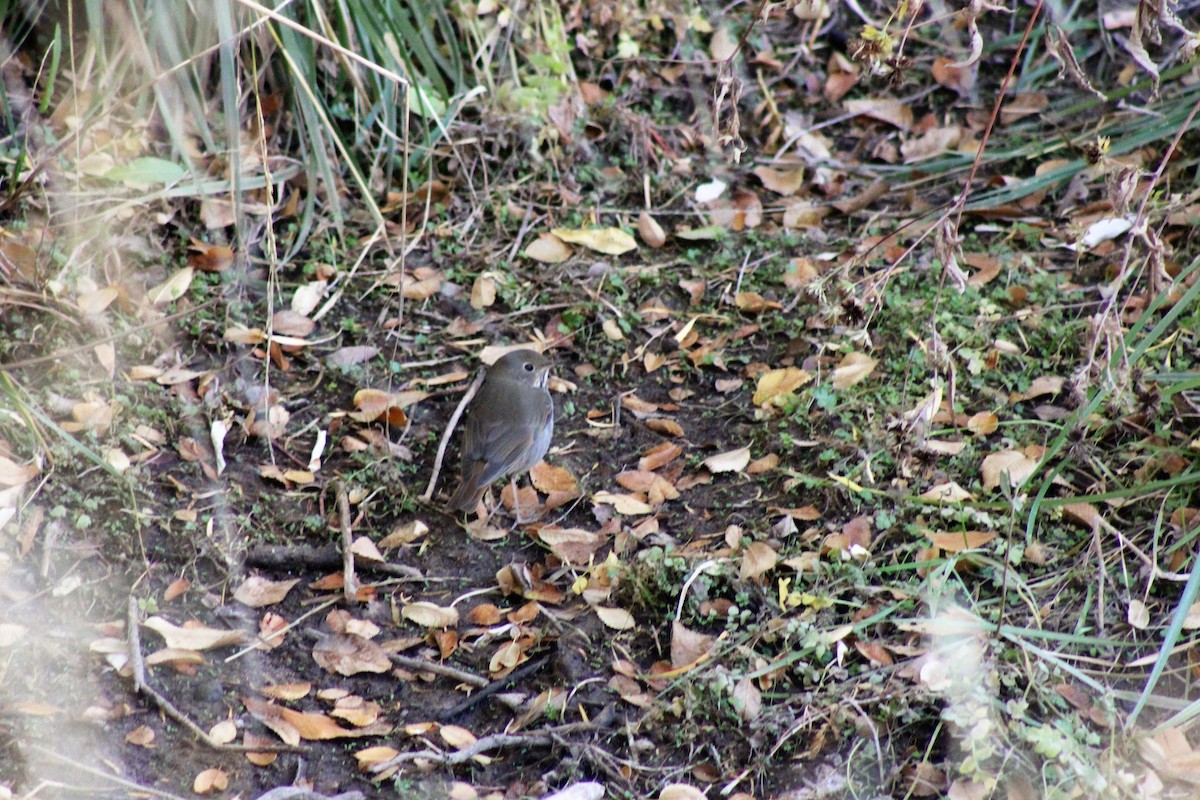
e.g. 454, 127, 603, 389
739, 541, 778, 581
193, 768, 228, 796
703, 446, 751, 474
142, 616, 248, 651
530, 462, 580, 494
919, 481, 974, 503
401, 601, 460, 629
639, 442, 683, 471
966, 411, 999, 436
350, 388, 428, 425
0, 456, 40, 488
312, 633, 391, 675
595, 606, 636, 630
592, 491, 654, 515
551, 227, 637, 255
146, 267, 194, 305
440, 724, 478, 749
1128, 599, 1150, 630
524, 233, 572, 263
291, 280, 327, 315
734, 291, 781, 313
831, 352, 878, 389
125, 724, 155, 746
670, 621, 715, 669
233, 576, 300, 608
378, 519, 429, 548
844, 97, 913, 130
753, 165, 805, 196
638, 212, 667, 248
470, 274, 497, 309
981, 449, 1040, 491
753, 367, 813, 407
731, 676, 762, 722
355, 745, 400, 771
538, 527, 607, 565
273, 309, 314, 338
924, 530, 998, 552
209, 719, 237, 745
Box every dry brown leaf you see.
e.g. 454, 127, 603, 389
931, 56, 976, 94
592, 491, 653, 515
125, 725, 155, 746
646, 418, 685, 437
402, 601, 459, 629
704, 447, 751, 473
753, 165, 806, 196
147, 267, 194, 305
470, 274, 497, 309
845, 97, 913, 130
670, 621, 715, 669
639, 442, 683, 471
1140, 727, 1200, 784
966, 412, 999, 436
552, 227, 637, 255
739, 541, 778, 581
1011, 375, 1064, 402
831, 352, 878, 389
731, 676, 762, 721
311, 633, 391, 675
754, 367, 813, 406
143, 617, 248, 651
746, 453, 780, 474
924, 530, 998, 552
981, 450, 1039, 491
638, 212, 667, 248
595, 606, 636, 630
440, 724, 478, 749
734, 291, 781, 313
193, 768, 228, 795
538, 527, 607, 565
919, 481, 974, 503
233, 576, 300, 608
1000, 92, 1049, 125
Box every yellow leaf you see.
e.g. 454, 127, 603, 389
753, 367, 812, 406
831, 352, 878, 389
551, 227, 637, 255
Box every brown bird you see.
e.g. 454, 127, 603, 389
445, 349, 554, 519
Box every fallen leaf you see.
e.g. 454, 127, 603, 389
233, 576, 300, 608
739, 541, 778, 580
924, 530, 998, 552
595, 606, 636, 630
753, 368, 813, 406
551, 227, 637, 255
142, 617, 248, 651
831, 352, 878, 389
981, 449, 1039, 491
704, 447, 751, 474
402, 602, 460, 629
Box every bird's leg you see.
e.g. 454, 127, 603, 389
509, 476, 523, 526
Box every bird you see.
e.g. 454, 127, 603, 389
445, 349, 554, 520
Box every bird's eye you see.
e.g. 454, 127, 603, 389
524, 362, 534, 371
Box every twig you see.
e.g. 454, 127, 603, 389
424, 368, 485, 502
439, 653, 552, 720
333, 479, 359, 603
245, 544, 422, 579
369, 719, 603, 773
390, 653, 490, 689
